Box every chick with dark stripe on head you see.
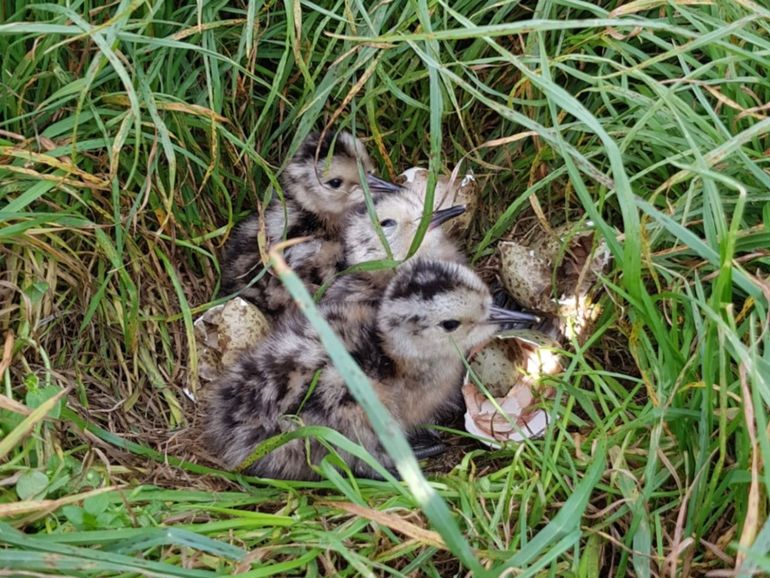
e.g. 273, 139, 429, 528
219, 130, 400, 318
320, 191, 473, 458
202, 258, 539, 480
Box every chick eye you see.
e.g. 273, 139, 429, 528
326, 178, 343, 189
440, 319, 461, 332
379, 219, 397, 228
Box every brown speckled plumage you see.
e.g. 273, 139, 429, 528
219, 130, 384, 317
202, 258, 503, 480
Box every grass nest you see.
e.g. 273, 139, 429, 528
1, 1, 769, 576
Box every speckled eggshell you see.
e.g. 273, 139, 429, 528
529, 227, 612, 299
468, 341, 519, 397
194, 307, 224, 383
444, 172, 477, 237
463, 333, 561, 447
218, 298, 271, 367
193, 297, 271, 385
498, 241, 556, 313
523, 226, 612, 343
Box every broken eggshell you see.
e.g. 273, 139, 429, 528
498, 226, 611, 342
193, 297, 271, 386
498, 242, 554, 313
398, 167, 477, 237
462, 332, 561, 447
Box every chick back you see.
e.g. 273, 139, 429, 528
219, 202, 345, 317
202, 301, 399, 480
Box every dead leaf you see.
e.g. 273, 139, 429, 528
0, 485, 124, 517
318, 500, 446, 550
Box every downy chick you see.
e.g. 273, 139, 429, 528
202, 258, 538, 480
325, 192, 469, 459
220, 130, 399, 317
327, 191, 539, 450
322, 191, 466, 304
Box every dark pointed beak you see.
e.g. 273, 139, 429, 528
366, 173, 402, 194
487, 304, 541, 324
428, 205, 466, 230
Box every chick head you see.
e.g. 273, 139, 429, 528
378, 259, 536, 363
343, 193, 465, 266
281, 131, 399, 221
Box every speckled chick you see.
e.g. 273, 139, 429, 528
220, 130, 399, 317
202, 258, 536, 480
322, 191, 467, 304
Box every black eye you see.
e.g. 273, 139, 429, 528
326, 178, 343, 189
379, 219, 397, 227
440, 319, 461, 332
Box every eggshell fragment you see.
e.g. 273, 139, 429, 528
463, 383, 549, 446
498, 242, 554, 312
193, 297, 271, 386
398, 167, 477, 237
498, 226, 611, 343
468, 341, 518, 397
465, 224, 613, 445
463, 333, 561, 447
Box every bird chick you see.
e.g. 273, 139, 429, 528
322, 191, 466, 304
327, 192, 539, 449
344, 191, 466, 265
202, 258, 538, 480
220, 130, 399, 316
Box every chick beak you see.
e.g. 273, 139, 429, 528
487, 304, 541, 324
366, 174, 402, 194
428, 205, 466, 230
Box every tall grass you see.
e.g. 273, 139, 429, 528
1, 0, 769, 575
